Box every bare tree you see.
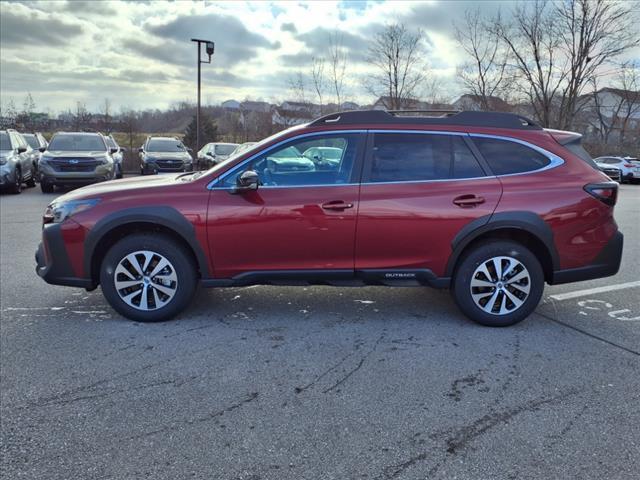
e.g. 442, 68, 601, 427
73, 102, 91, 131
329, 32, 348, 107
287, 72, 311, 107
119, 108, 138, 171
492, 0, 639, 128
454, 9, 510, 110
101, 98, 113, 133
311, 57, 327, 114
366, 23, 427, 109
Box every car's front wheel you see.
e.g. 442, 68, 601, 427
100, 234, 197, 322
452, 240, 544, 327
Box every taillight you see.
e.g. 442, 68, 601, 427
584, 182, 618, 206
624, 164, 634, 168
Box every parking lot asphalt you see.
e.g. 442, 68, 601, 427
1, 183, 638, 480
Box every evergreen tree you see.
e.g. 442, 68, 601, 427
183, 113, 218, 151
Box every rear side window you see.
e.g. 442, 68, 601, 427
368, 133, 484, 182
472, 137, 550, 175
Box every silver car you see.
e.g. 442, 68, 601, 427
0, 129, 37, 194
594, 156, 640, 183
38, 132, 117, 193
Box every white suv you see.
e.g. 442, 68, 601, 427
594, 156, 640, 184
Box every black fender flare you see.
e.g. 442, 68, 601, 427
445, 211, 560, 278
83, 206, 210, 280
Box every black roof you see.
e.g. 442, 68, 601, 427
308, 110, 542, 130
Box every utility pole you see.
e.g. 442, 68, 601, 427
190, 39, 214, 153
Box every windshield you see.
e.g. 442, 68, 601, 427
0, 132, 11, 150
48, 134, 106, 152
214, 144, 237, 155
23, 134, 39, 148
147, 138, 185, 152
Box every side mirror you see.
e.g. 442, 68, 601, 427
138, 147, 143, 153
207, 152, 215, 157
109, 147, 118, 154
38, 146, 46, 153
17, 146, 27, 154
232, 170, 260, 194
120, 147, 128, 153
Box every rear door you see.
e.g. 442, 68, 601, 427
355, 131, 502, 277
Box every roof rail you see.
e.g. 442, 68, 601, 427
308, 109, 541, 130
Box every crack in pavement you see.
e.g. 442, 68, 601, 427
322, 333, 386, 394
127, 391, 259, 441
378, 388, 581, 479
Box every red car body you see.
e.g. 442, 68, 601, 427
36, 111, 623, 324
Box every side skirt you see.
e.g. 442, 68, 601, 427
200, 269, 451, 289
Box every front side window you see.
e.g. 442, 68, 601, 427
220, 134, 361, 188
48, 135, 106, 152
472, 137, 551, 175
367, 133, 484, 183
0, 132, 11, 150
23, 134, 39, 149
214, 144, 237, 155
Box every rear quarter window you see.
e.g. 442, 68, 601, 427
472, 137, 550, 175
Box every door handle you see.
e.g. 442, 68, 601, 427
321, 201, 354, 211
453, 194, 485, 207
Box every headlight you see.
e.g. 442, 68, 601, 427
43, 199, 100, 224
39, 155, 53, 165
0, 157, 7, 166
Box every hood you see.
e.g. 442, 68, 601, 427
45, 150, 107, 158
52, 173, 184, 203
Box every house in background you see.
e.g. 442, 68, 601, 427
240, 101, 271, 113
221, 99, 241, 110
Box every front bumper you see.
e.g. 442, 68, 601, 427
143, 160, 193, 174
551, 231, 623, 284
35, 223, 95, 289
39, 162, 114, 185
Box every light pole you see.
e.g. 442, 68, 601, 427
190, 39, 214, 155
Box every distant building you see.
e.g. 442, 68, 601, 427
221, 99, 241, 110
272, 107, 315, 127
240, 101, 271, 113
340, 101, 359, 110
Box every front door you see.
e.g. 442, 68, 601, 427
207, 132, 365, 278
355, 131, 502, 277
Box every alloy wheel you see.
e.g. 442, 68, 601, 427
469, 256, 531, 316
113, 250, 178, 311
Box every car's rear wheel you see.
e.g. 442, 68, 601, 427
100, 234, 197, 322
40, 180, 54, 193
26, 173, 36, 188
452, 240, 544, 327
10, 168, 22, 194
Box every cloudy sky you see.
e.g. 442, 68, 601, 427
0, 0, 637, 114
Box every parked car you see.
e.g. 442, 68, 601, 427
38, 132, 117, 193
139, 137, 193, 174
594, 156, 640, 183
595, 161, 621, 182
105, 135, 125, 179
23, 132, 48, 178
197, 142, 239, 169
36, 110, 623, 327
0, 129, 37, 193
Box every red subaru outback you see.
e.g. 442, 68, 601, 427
35, 111, 622, 326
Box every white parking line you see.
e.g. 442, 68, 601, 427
549, 280, 640, 301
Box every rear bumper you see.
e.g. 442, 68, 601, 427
35, 223, 95, 289
550, 231, 623, 285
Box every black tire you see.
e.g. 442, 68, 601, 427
100, 233, 197, 322
26, 173, 36, 188
10, 168, 22, 194
40, 181, 54, 193
452, 240, 544, 327
116, 164, 123, 179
